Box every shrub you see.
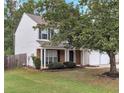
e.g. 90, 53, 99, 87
32, 56, 41, 69
63, 61, 76, 68
48, 62, 64, 69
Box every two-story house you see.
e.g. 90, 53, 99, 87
15, 13, 119, 69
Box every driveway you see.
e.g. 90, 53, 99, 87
86, 64, 119, 70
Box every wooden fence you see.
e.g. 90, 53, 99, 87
4, 54, 27, 70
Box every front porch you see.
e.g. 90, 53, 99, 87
36, 48, 84, 69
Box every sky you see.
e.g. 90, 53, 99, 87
15, 0, 86, 14
65, 0, 79, 4
17, 0, 79, 5
14, 0, 80, 12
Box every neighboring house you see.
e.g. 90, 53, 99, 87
15, 13, 119, 68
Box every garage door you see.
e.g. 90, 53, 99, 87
100, 53, 109, 65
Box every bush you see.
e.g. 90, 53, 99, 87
63, 61, 76, 68
32, 56, 41, 69
48, 62, 64, 69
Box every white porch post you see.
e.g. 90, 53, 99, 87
67, 49, 69, 61
65, 49, 67, 62
40, 49, 43, 69
83, 49, 85, 65
44, 49, 46, 68
65, 49, 69, 62
73, 50, 76, 63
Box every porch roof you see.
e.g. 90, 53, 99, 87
39, 41, 66, 49
37, 40, 85, 50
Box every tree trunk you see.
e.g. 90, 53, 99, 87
107, 51, 117, 74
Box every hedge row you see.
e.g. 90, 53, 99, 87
32, 56, 76, 69
48, 61, 76, 69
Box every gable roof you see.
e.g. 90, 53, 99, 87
25, 13, 46, 24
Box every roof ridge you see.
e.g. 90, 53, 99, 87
25, 13, 46, 24
25, 13, 41, 17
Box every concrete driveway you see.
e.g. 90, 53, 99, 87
86, 64, 119, 70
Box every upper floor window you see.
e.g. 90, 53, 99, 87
39, 29, 48, 39
42, 34, 47, 39
38, 28, 57, 40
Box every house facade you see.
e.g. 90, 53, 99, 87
15, 13, 119, 69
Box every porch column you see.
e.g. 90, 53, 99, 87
44, 49, 46, 68
67, 49, 69, 61
40, 49, 43, 69
65, 49, 69, 62
65, 49, 67, 62
81, 49, 85, 65
73, 50, 76, 63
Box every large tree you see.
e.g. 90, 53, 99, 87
38, 0, 119, 74
79, 0, 119, 74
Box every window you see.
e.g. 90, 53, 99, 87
46, 50, 58, 64
46, 57, 58, 64
42, 34, 47, 39
49, 57, 53, 63
54, 57, 58, 62
47, 29, 54, 40
46, 57, 49, 65
38, 29, 48, 39
51, 29, 54, 36
38, 29, 56, 40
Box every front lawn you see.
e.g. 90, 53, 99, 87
5, 68, 118, 93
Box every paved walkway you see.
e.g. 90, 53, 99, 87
86, 64, 119, 69
99, 64, 119, 69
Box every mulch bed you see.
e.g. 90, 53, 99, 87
23, 66, 85, 72
98, 71, 119, 79
42, 67, 85, 72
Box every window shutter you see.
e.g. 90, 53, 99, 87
39, 29, 41, 39
51, 29, 54, 38
48, 29, 51, 40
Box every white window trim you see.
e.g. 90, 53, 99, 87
46, 50, 58, 63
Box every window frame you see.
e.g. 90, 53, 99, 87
38, 29, 48, 40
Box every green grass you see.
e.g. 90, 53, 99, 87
5, 68, 119, 93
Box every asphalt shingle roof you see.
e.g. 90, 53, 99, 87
26, 13, 46, 24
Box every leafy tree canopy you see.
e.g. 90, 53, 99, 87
38, 0, 119, 74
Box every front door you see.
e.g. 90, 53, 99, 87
57, 50, 65, 62
57, 50, 60, 62
69, 51, 74, 62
